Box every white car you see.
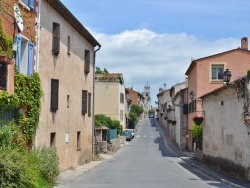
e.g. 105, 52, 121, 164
126, 129, 135, 139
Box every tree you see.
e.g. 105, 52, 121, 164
95, 67, 109, 74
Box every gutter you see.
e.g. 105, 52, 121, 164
92, 45, 101, 156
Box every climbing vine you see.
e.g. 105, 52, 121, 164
15, 71, 43, 140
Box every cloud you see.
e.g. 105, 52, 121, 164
91, 29, 239, 105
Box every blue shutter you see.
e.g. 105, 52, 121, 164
28, 42, 34, 76
28, 0, 34, 10
15, 34, 22, 73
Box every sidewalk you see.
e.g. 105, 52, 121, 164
156, 119, 250, 188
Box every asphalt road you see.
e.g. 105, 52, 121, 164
58, 118, 229, 188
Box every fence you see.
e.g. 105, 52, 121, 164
108, 129, 117, 141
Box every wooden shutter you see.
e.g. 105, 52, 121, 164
82, 90, 88, 114
88, 92, 91, 117
15, 34, 22, 72
28, 42, 34, 76
51, 79, 59, 111
84, 50, 90, 74
28, 0, 34, 10
52, 22, 60, 55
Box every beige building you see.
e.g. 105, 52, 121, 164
95, 73, 126, 131
36, 0, 101, 170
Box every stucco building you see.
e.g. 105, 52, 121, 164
201, 77, 250, 180
95, 73, 126, 131
36, 0, 101, 170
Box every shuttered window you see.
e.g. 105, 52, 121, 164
51, 79, 59, 111
84, 50, 90, 74
88, 92, 91, 117
82, 90, 88, 114
27, 42, 34, 76
52, 22, 60, 55
120, 92, 124, 104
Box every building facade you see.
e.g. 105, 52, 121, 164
36, 0, 101, 170
95, 73, 126, 131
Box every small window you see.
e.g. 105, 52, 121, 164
51, 79, 59, 111
88, 92, 91, 117
50, 132, 56, 147
67, 36, 70, 55
82, 90, 88, 114
84, 50, 90, 74
188, 100, 196, 113
67, 95, 70, 108
211, 65, 224, 80
120, 93, 124, 104
77, 131, 81, 150
52, 22, 60, 55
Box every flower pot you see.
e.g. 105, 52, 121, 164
0, 55, 11, 64
193, 117, 203, 125
171, 121, 176, 125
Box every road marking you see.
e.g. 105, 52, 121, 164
136, 135, 140, 137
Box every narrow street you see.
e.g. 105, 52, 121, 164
57, 118, 228, 188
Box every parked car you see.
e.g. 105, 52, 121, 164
126, 129, 135, 139
149, 114, 154, 119
123, 130, 133, 141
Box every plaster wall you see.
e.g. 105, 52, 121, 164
95, 81, 126, 130
203, 89, 250, 170
37, 0, 94, 170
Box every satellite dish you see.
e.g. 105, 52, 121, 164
14, 5, 23, 32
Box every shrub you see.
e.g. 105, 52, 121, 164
33, 146, 60, 183
0, 149, 39, 188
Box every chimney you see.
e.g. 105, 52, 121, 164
241, 37, 248, 50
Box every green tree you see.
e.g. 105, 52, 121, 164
191, 123, 203, 150
95, 67, 109, 74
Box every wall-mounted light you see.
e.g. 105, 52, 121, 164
223, 69, 232, 85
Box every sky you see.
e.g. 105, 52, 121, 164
61, 0, 250, 106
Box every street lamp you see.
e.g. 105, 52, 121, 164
223, 69, 232, 85
189, 91, 195, 101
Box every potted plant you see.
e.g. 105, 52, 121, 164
171, 120, 176, 125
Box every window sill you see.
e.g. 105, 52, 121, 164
76, 148, 81, 151
211, 80, 223, 84
18, 0, 31, 11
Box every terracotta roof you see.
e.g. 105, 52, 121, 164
47, 0, 101, 47
185, 48, 250, 75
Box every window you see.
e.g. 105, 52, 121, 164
52, 22, 60, 55
50, 132, 56, 147
120, 93, 124, 104
120, 110, 123, 121
67, 36, 70, 55
84, 50, 90, 74
15, 34, 34, 75
188, 100, 196, 113
18, 0, 34, 10
77, 131, 81, 150
51, 79, 59, 112
88, 92, 91, 117
0, 64, 7, 90
211, 65, 224, 80
82, 90, 88, 114
67, 95, 70, 108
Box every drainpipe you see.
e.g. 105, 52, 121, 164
92, 45, 101, 156
34, 0, 41, 147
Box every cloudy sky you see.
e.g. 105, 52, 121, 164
61, 0, 250, 106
